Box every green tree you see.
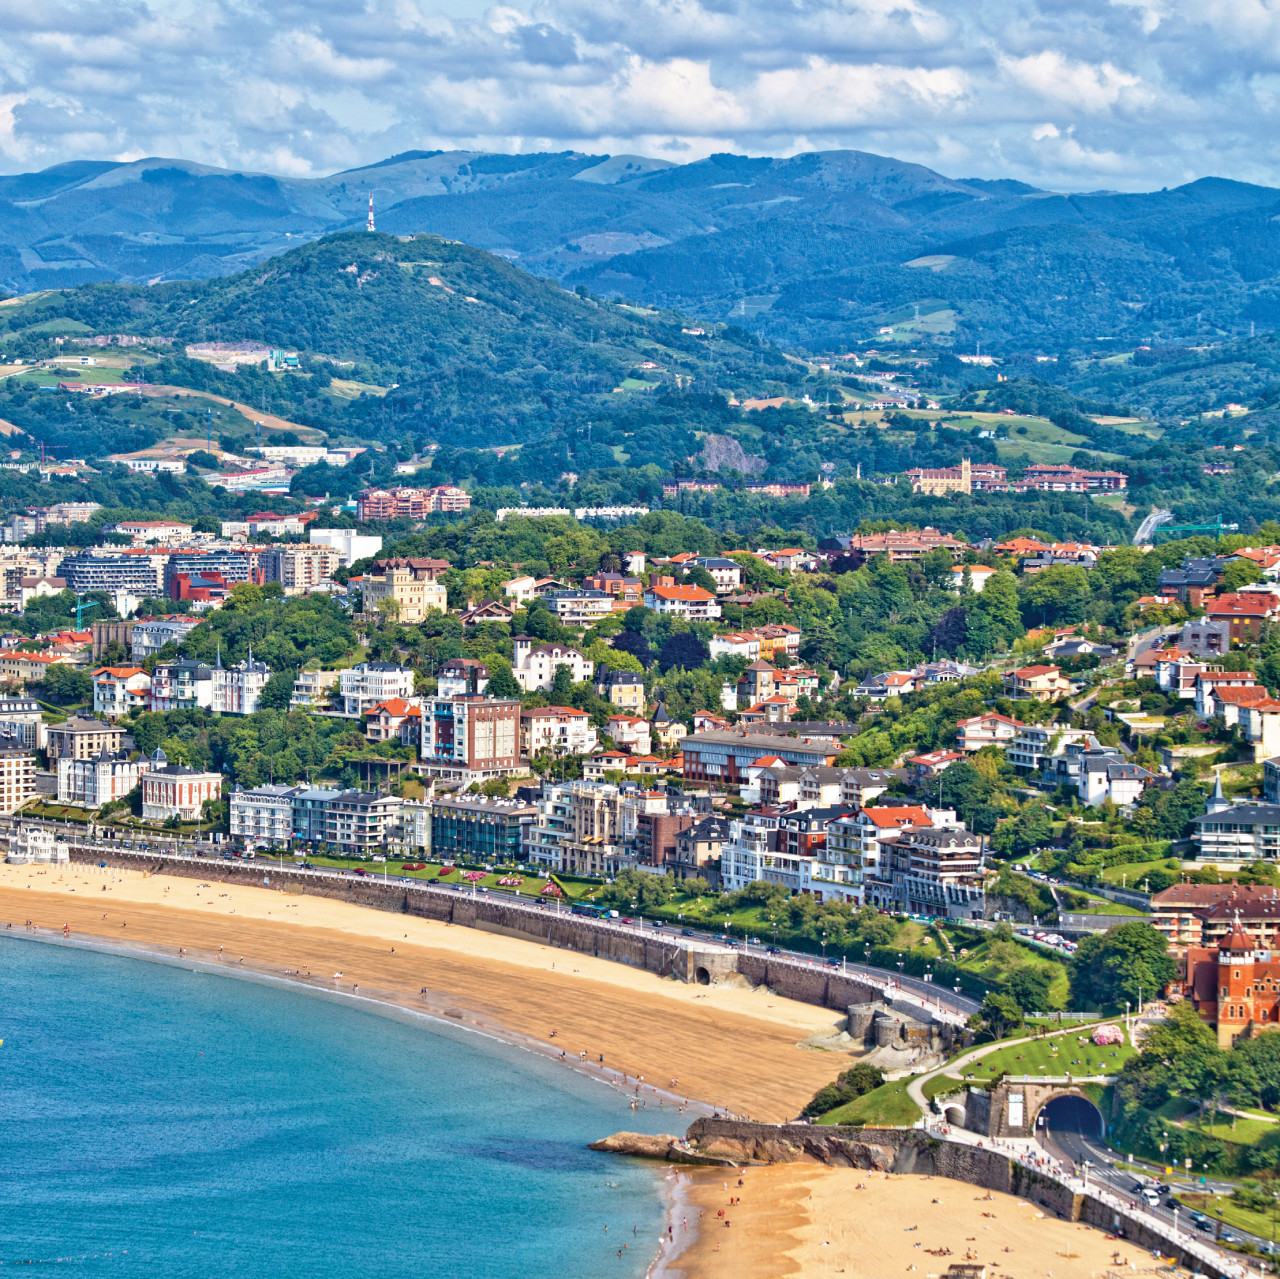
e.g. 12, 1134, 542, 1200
485, 658, 521, 699
1070, 922, 1177, 1011
257, 669, 296, 710
549, 663, 575, 703
800, 1062, 886, 1119
974, 991, 1024, 1039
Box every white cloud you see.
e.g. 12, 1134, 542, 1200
0, 0, 1276, 190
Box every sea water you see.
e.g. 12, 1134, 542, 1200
0, 938, 677, 1277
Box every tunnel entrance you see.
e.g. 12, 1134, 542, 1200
1037, 1093, 1104, 1140
695, 967, 711, 985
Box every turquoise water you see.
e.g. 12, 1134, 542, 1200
0, 938, 676, 1277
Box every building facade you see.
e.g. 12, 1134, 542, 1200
140, 751, 221, 821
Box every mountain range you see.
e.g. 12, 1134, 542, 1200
6, 149, 1280, 351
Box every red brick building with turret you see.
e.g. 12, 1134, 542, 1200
1183, 917, 1280, 1048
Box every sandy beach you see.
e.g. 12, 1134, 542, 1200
0, 862, 845, 1121
656, 1164, 1193, 1279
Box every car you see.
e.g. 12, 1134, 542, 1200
1195, 1220, 1214, 1234
1220, 1231, 1238, 1245
620, 917, 633, 924
428, 877, 439, 884
765, 945, 782, 954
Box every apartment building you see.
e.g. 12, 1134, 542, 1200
867, 826, 986, 920
291, 786, 343, 845
260, 544, 343, 595
436, 658, 489, 698
340, 662, 416, 716
956, 712, 1023, 753
595, 668, 646, 711
308, 529, 383, 565
524, 780, 628, 877
356, 486, 470, 520
0, 738, 35, 814
230, 784, 300, 848
520, 706, 599, 758
129, 616, 201, 659
416, 793, 536, 862
541, 590, 614, 628
58, 750, 150, 808
0, 697, 46, 751
324, 790, 403, 855
680, 730, 838, 784
47, 717, 124, 761
290, 667, 340, 709
419, 695, 523, 783
148, 659, 214, 712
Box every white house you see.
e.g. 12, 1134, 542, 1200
950, 564, 998, 592
92, 665, 152, 719
520, 706, 599, 757
955, 712, 1023, 753
308, 529, 383, 565
511, 637, 593, 692
58, 750, 150, 807
606, 714, 651, 755
502, 576, 539, 603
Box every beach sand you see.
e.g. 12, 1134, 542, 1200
0, 862, 845, 1121
657, 1164, 1193, 1279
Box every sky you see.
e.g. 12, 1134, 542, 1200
0, 0, 1277, 191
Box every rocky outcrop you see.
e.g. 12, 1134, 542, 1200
698, 434, 766, 475
588, 1132, 739, 1166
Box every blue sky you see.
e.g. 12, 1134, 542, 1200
0, 0, 1276, 190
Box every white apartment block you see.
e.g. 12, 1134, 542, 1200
92, 666, 152, 719
0, 741, 35, 814
309, 529, 383, 565
230, 784, 298, 847
0, 697, 47, 750
520, 707, 599, 758
130, 616, 201, 659
341, 663, 416, 716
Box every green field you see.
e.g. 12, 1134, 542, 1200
817, 1078, 921, 1127
971, 1027, 1132, 1078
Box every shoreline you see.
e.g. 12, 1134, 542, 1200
0, 862, 845, 1120
1, 923, 709, 1119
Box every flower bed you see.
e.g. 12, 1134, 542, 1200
1092, 1023, 1124, 1046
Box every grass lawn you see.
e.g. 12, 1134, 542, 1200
817, 1078, 921, 1127
1178, 1191, 1280, 1245
971, 1027, 1134, 1079
1073, 895, 1146, 917
1099, 859, 1178, 888
1181, 1115, 1277, 1146
23, 801, 90, 822
921, 1075, 966, 1101
950, 937, 1071, 1007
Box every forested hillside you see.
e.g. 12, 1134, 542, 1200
7, 149, 1280, 352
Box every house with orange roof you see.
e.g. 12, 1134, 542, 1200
642, 582, 721, 620
949, 564, 997, 591
995, 536, 1050, 556
91, 665, 151, 719
364, 697, 423, 745
956, 711, 1024, 753
1004, 664, 1071, 701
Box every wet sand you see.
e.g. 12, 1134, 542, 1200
655, 1165, 1192, 1279
0, 862, 845, 1121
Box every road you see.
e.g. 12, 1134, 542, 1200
1134, 508, 1173, 545
5, 816, 982, 1021
1038, 1104, 1275, 1256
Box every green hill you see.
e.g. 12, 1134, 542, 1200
0, 231, 786, 451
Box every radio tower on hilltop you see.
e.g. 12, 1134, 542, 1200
366, 193, 375, 233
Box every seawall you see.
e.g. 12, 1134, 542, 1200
674, 1118, 1244, 1279
61, 848, 962, 1026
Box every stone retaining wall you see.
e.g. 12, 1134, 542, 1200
67, 849, 739, 985
681, 1119, 1240, 1279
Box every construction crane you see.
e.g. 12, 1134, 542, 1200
75, 592, 99, 630
1151, 514, 1240, 542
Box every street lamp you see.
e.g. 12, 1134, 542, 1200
821, 931, 827, 963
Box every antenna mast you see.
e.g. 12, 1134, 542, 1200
366, 193, 375, 233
